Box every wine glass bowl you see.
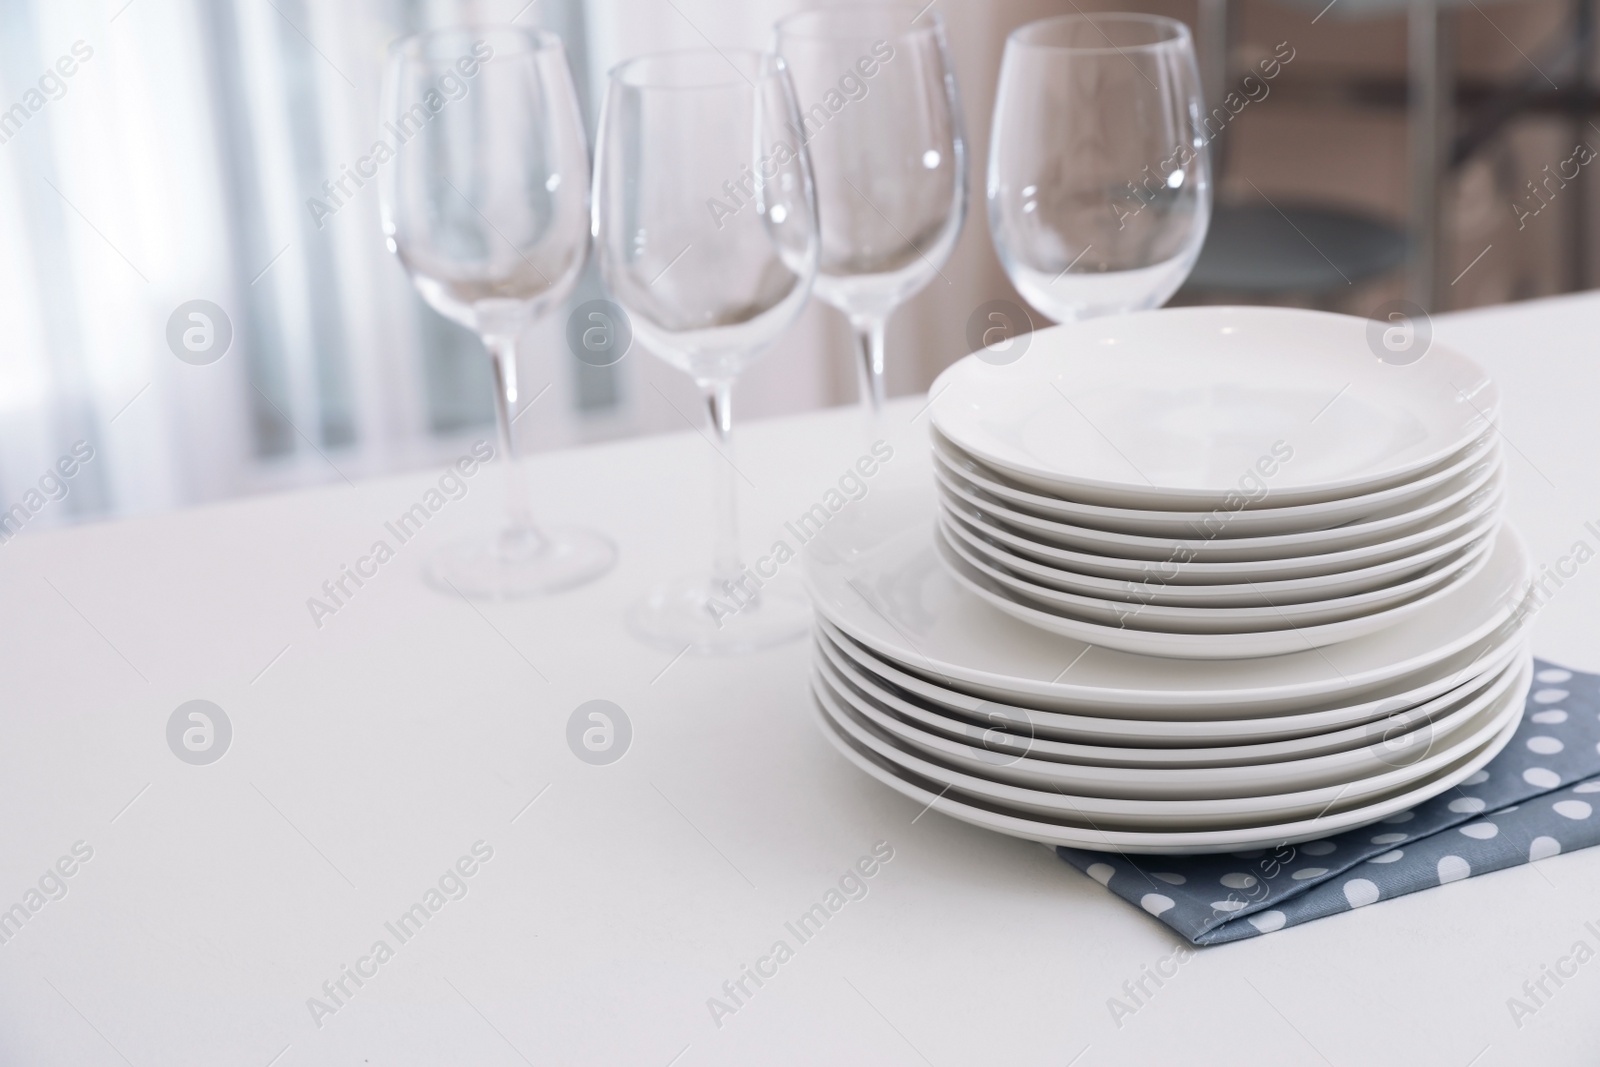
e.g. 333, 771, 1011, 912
594, 50, 817, 385
379, 25, 614, 599
383, 28, 591, 333
775, 5, 966, 410
988, 14, 1210, 324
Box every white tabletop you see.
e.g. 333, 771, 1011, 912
3, 293, 1599, 1066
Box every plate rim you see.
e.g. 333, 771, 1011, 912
928, 306, 1500, 506
931, 424, 1500, 536
934, 527, 1495, 658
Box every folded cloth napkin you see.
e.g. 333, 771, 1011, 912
1056, 660, 1600, 945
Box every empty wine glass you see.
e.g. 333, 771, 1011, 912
775, 5, 966, 412
380, 26, 614, 599
593, 48, 819, 654
989, 14, 1210, 323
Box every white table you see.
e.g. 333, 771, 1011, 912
3, 293, 1599, 1066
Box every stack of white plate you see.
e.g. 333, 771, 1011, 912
804, 307, 1534, 853
928, 307, 1506, 659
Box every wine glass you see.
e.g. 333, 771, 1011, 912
988, 14, 1210, 323
380, 26, 614, 599
774, 5, 966, 412
593, 48, 819, 654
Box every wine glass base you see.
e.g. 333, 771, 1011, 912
628, 575, 811, 655
424, 526, 616, 601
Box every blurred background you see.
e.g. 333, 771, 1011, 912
0, 0, 1590, 527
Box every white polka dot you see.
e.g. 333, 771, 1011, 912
1371, 833, 1408, 844
1248, 910, 1286, 933
1528, 736, 1565, 755
1087, 863, 1115, 886
1210, 899, 1246, 913
1382, 811, 1416, 823
1574, 780, 1600, 794
1530, 836, 1562, 861
1343, 879, 1380, 908
1372, 850, 1405, 863
1525, 767, 1562, 789
1141, 893, 1175, 916
1460, 822, 1500, 839
1220, 872, 1257, 889
1534, 689, 1570, 704
1449, 797, 1487, 814
1300, 840, 1336, 856
1152, 872, 1186, 885
1532, 709, 1569, 724
1291, 867, 1328, 880
1554, 800, 1593, 820
1462, 771, 1490, 786
1438, 855, 1472, 883
1536, 668, 1572, 683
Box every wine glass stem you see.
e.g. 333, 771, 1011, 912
483, 332, 543, 552
704, 380, 743, 586
851, 315, 887, 413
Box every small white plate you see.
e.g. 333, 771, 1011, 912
937, 465, 1504, 563
941, 505, 1495, 614
815, 649, 1528, 800
936, 525, 1495, 658
813, 657, 1526, 828
801, 485, 1532, 715
816, 621, 1527, 752
813, 681, 1524, 853
938, 517, 1494, 634
929, 305, 1498, 508
941, 479, 1503, 583
932, 427, 1499, 538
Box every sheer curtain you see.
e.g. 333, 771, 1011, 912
0, 0, 1030, 529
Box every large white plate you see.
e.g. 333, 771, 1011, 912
801, 484, 1533, 715
936, 465, 1504, 563
812, 667, 1527, 853
813, 658, 1526, 828
815, 648, 1529, 800
936, 523, 1496, 658
932, 427, 1500, 538
942, 498, 1497, 607
929, 306, 1499, 508
816, 622, 1527, 754
940, 509, 1494, 625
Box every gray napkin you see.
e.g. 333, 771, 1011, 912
1057, 660, 1599, 945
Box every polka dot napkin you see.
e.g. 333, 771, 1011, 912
1056, 661, 1600, 945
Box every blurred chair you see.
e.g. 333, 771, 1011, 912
1185, 0, 1593, 309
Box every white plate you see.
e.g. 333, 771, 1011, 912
936, 465, 1504, 563
932, 427, 1500, 538
941, 481, 1503, 583
942, 499, 1498, 607
801, 485, 1532, 715
813, 657, 1527, 828
929, 305, 1499, 508
940, 509, 1494, 622
815, 649, 1529, 800
816, 622, 1527, 753
936, 525, 1495, 658
813, 682, 1525, 853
